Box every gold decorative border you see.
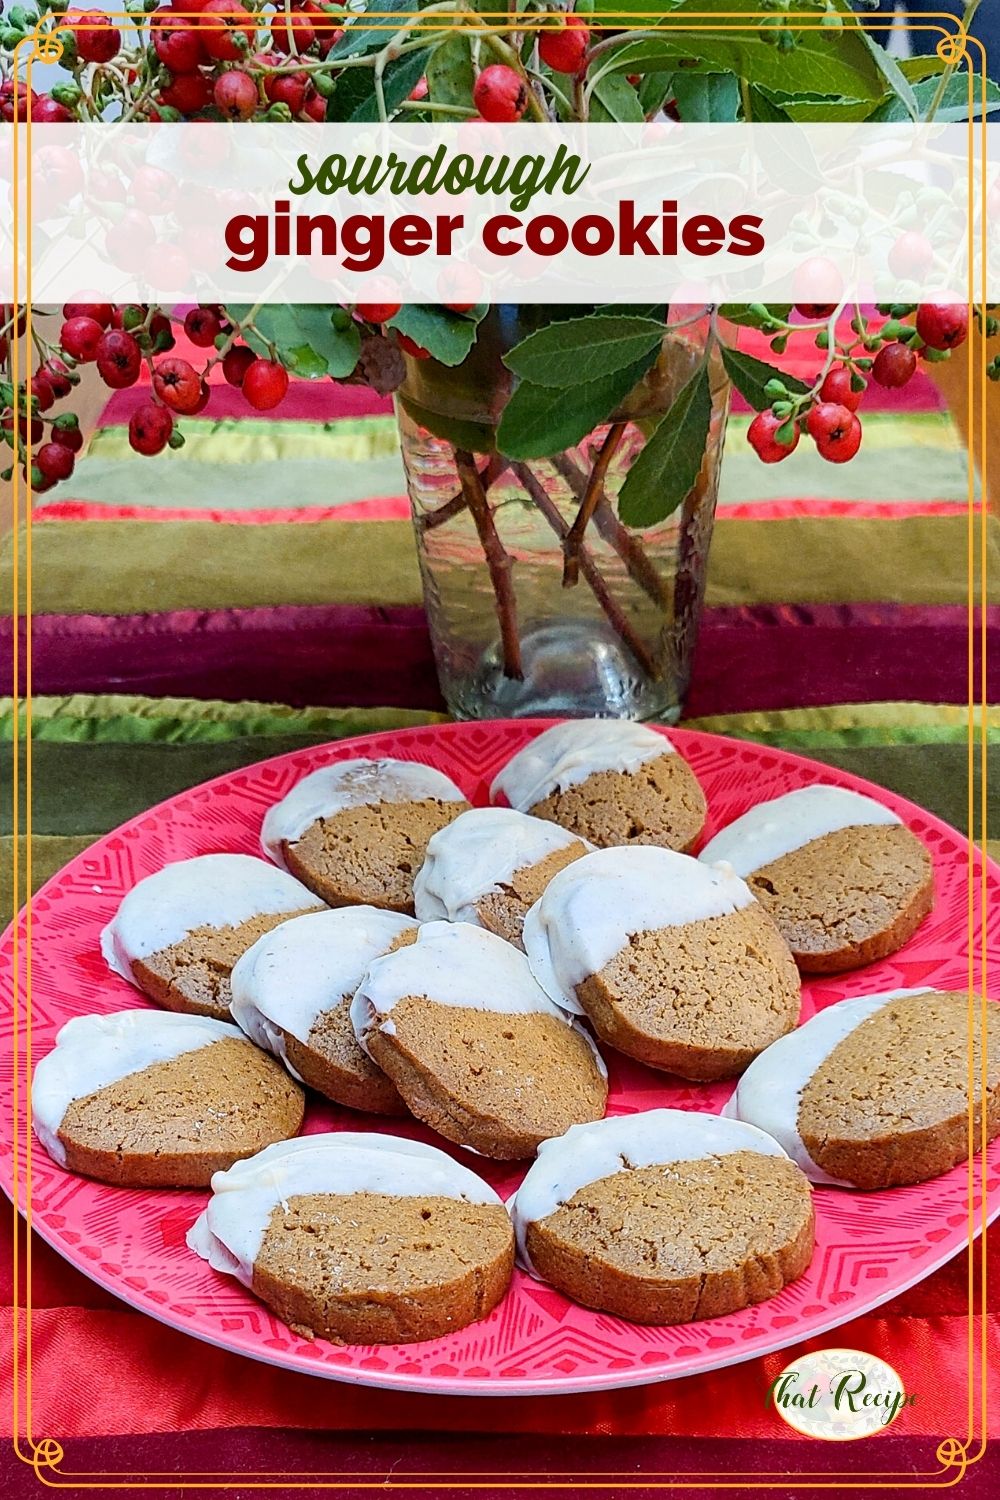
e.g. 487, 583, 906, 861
6, 7, 991, 1489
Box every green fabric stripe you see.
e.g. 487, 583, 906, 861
3, 696, 996, 748
7, 514, 996, 614
71, 411, 970, 510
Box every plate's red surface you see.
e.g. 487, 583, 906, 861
1, 721, 998, 1396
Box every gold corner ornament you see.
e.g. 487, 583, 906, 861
27, 19, 64, 67
29, 1437, 65, 1477
936, 32, 970, 69
935, 1436, 971, 1479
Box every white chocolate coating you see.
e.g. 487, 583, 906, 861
186, 1132, 506, 1287
229, 907, 418, 1079
698, 786, 902, 879
32, 1009, 243, 1167
509, 1109, 793, 1273
521, 846, 756, 1015
490, 720, 674, 812
413, 807, 591, 926
349, 920, 584, 1056
723, 988, 935, 1185
100, 853, 319, 986
261, 758, 467, 864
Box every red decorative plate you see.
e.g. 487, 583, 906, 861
1, 721, 997, 1396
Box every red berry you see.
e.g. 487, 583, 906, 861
159, 71, 212, 115
66, 12, 121, 65
132, 166, 177, 215
60, 315, 104, 362
915, 303, 968, 351
818, 364, 864, 412
32, 95, 74, 123
270, 8, 315, 55
30, 374, 55, 413
149, 311, 176, 353
872, 341, 917, 389
222, 345, 256, 386
50, 414, 84, 452
473, 65, 528, 123
356, 302, 402, 324
96, 329, 142, 389
538, 16, 589, 75
35, 441, 75, 482
2, 305, 28, 338
213, 69, 258, 120
63, 301, 113, 328
888, 231, 934, 281
264, 70, 310, 115
241, 358, 289, 410
129, 403, 174, 456
0, 81, 36, 123
794, 303, 837, 320
0, 336, 6, 363
151, 10, 207, 72
397, 333, 430, 361
152, 356, 203, 413
302, 89, 326, 121
747, 409, 799, 464
185, 306, 224, 347
807, 404, 863, 463
43, 360, 74, 399
2, 408, 43, 446
444, 303, 475, 314
199, 0, 256, 63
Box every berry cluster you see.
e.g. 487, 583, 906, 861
0, 5, 592, 127
747, 301, 974, 466
0, 298, 435, 486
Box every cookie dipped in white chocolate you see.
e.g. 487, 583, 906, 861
230, 906, 415, 1113
33, 1009, 242, 1165
724, 988, 937, 1184
101, 853, 321, 988
187, 1132, 505, 1287
350, 922, 609, 1160
491, 720, 673, 812
510, 1108, 795, 1273
261, 758, 467, 865
413, 806, 591, 939
522, 846, 756, 1015
698, 786, 901, 879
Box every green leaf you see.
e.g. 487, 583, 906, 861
617, 363, 712, 528
752, 87, 878, 123
497, 355, 656, 461
426, 34, 475, 107
397, 392, 497, 453
386, 305, 479, 366
504, 315, 665, 388
719, 344, 808, 411
591, 0, 889, 103
671, 71, 739, 122
328, 0, 420, 61
590, 71, 644, 124
856, 23, 918, 121
638, 70, 673, 115
226, 305, 361, 379
350, 46, 431, 121
871, 71, 1000, 122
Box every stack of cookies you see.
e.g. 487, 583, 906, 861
32, 722, 999, 1348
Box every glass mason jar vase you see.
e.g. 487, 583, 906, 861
396, 307, 730, 723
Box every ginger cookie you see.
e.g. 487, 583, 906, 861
102, 853, 322, 1021
350, 921, 608, 1159
32, 1009, 304, 1187
413, 806, 591, 948
510, 1110, 814, 1325
261, 758, 470, 915
230, 906, 416, 1115
698, 785, 933, 974
490, 719, 706, 852
187, 1133, 514, 1344
726, 988, 1000, 1189
523, 847, 800, 1080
